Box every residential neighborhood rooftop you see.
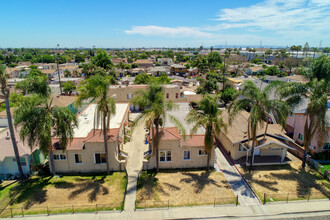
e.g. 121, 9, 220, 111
73, 103, 128, 138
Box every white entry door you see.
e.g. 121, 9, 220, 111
254, 148, 260, 156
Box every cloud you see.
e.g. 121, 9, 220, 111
125, 25, 213, 38
213, 0, 330, 34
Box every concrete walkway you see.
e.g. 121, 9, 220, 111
215, 146, 260, 206
28, 200, 330, 220
123, 114, 149, 212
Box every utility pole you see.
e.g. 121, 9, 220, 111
56, 44, 62, 95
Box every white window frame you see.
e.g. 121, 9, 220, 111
298, 133, 303, 141
94, 153, 107, 164
159, 151, 171, 162
198, 150, 207, 156
53, 154, 66, 161
183, 150, 191, 160
74, 153, 83, 164
13, 157, 27, 166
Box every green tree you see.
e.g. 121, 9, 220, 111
0, 64, 24, 178
322, 47, 330, 56
15, 69, 51, 97
76, 74, 116, 174
62, 81, 76, 95
15, 95, 77, 176
130, 83, 185, 172
186, 95, 226, 171
134, 73, 151, 84
196, 79, 218, 94
75, 54, 85, 63
207, 51, 222, 71
131, 63, 139, 68
92, 50, 113, 69
221, 87, 237, 104
304, 55, 330, 82
264, 66, 280, 76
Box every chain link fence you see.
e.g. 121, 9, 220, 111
263, 191, 330, 204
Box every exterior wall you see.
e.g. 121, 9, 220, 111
108, 85, 186, 103
145, 139, 214, 169
259, 144, 287, 157
291, 113, 329, 153
0, 156, 30, 176
53, 141, 125, 173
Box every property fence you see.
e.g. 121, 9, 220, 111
262, 191, 330, 205
0, 203, 123, 218
135, 196, 238, 211
0, 181, 25, 215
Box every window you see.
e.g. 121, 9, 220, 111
323, 143, 330, 150
53, 154, 66, 160
176, 93, 178, 99
290, 111, 293, 117
74, 154, 82, 164
238, 144, 247, 152
298, 115, 303, 118
127, 93, 133, 100
183, 150, 190, 160
95, 153, 107, 164
13, 158, 27, 166
113, 94, 117, 100
298, 133, 303, 141
166, 93, 169, 99
199, 150, 207, 156
160, 151, 171, 162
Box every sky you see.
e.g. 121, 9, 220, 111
0, 0, 329, 48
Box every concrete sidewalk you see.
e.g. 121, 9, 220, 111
27, 200, 330, 220
123, 116, 149, 212
215, 147, 260, 206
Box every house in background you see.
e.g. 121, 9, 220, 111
134, 59, 154, 69
51, 103, 129, 173
144, 103, 212, 170
0, 129, 45, 179
218, 110, 296, 166
157, 58, 174, 66
247, 66, 264, 75
170, 64, 187, 77
286, 100, 330, 154
147, 66, 170, 76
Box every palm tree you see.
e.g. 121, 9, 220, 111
228, 80, 289, 169
186, 95, 226, 171
0, 64, 24, 178
130, 82, 185, 172
76, 74, 116, 174
312, 48, 318, 59
14, 95, 77, 176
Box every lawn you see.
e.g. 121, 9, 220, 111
323, 164, 330, 171
0, 173, 126, 217
239, 162, 330, 203
136, 170, 236, 208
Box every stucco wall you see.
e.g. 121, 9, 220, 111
0, 156, 30, 176
53, 141, 125, 173
145, 139, 214, 169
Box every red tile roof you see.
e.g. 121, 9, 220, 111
182, 135, 205, 147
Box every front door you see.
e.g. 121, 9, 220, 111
254, 148, 260, 156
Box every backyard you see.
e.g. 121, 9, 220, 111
239, 161, 330, 202
136, 170, 236, 208
0, 172, 126, 217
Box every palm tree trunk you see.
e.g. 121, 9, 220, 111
302, 116, 314, 169
48, 144, 56, 176
249, 140, 255, 170
206, 149, 210, 172
103, 115, 110, 174
264, 117, 269, 139
155, 122, 160, 173
5, 96, 24, 178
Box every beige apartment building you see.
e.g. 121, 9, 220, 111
108, 84, 186, 111
51, 103, 129, 173
143, 103, 213, 170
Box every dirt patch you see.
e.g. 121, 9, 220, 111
240, 162, 330, 201
10, 173, 126, 209
137, 170, 235, 207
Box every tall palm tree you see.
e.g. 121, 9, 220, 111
186, 95, 226, 171
0, 64, 24, 178
130, 82, 185, 173
14, 95, 77, 176
76, 74, 116, 174
228, 80, 289, 169
277, 79, 328, 169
